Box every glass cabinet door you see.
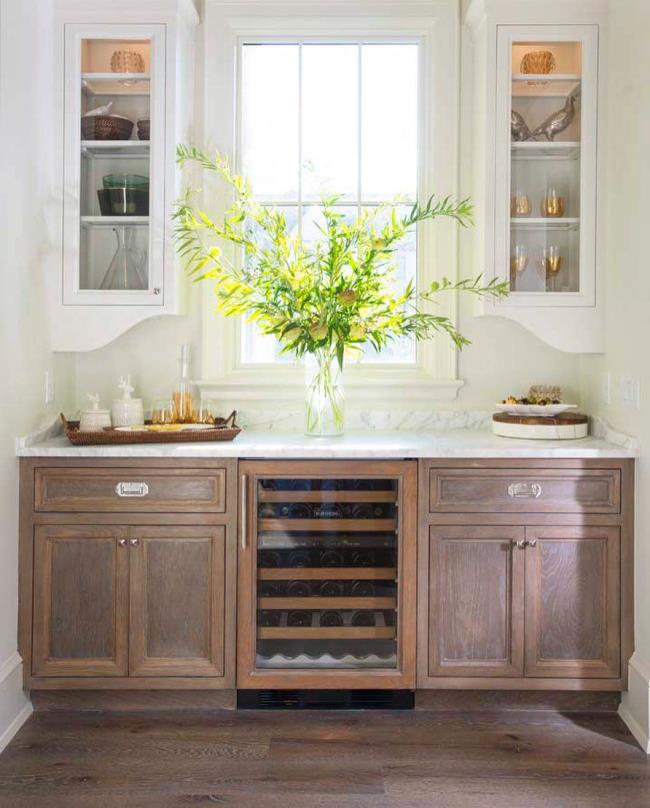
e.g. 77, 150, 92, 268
496, 27, 598, 306
63, 25, 165, 305
238, 461, 416, 688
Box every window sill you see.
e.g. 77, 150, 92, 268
196, 367, 464, 402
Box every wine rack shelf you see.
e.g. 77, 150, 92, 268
258, 490, 397, 503
258, 518, 397, 532
258, 627, 397, 640
257, 567, 397, 581
258, 597, 396, 609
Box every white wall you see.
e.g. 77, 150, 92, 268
71, 4, 583, 416
579, 0, 650, 751
0, 0, 76, 749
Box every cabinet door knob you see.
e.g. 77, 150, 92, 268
129, 538, 140, 547
527, 538, 537, 547
118, 538, 127, 547
514, 539, 526, 549
508, 482, 542, 499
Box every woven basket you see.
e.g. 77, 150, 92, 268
81, 115, 134, 141
520, 50, 556, 76
61, 412, 241, 446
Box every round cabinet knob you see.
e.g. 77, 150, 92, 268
528, 538, 537, 547
129, 538, 140, 547
118, 538, 127, 547
514, 539, 526, 549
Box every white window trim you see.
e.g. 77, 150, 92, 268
197, 0, 463, 402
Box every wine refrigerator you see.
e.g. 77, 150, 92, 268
237, 461, 416, 689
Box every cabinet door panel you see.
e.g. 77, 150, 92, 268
129, 527, 227, 677
32, 525, 128, 676
525, 526, 620, 678
424, 526, 525, 679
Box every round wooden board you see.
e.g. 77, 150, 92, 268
493, 412, 588, 426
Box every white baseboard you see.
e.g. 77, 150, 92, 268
0, 651, 32, 755
619, 653, 650, 754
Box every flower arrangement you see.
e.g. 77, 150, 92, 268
174, 146, 509, 434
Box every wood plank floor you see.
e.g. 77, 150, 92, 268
0, 708, 649, 807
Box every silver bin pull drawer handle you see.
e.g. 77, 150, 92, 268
115, 482, 149, 498
508, 482, 542, 499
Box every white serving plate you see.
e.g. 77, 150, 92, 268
495, 403, 578, 418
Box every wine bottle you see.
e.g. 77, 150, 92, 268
258, 550, 281, 568
287, 580, 311, 597
351, 580, 375, 598
320, 611, 344, 627
258, 610, 280, 628
259, 581, 283, 598
320, 549, 344, 567
351, 611, 375, 627
351, 550, 375, 568
288, 549, 311, 568
287, 610, 312, 627
320, 580, 344, 597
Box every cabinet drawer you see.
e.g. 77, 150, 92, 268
34, 468, 227, 513
429, 469, 620, 514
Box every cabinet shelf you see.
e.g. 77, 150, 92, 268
511, 141, 580, 160
81, 140, 150, 157
258, 567, 397, 581
82, 73, 151, 97
511, 217, 580, 231
512, 74, 581, 98
81, 216, 149, 228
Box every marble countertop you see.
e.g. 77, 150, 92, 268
15, 429, 636, 459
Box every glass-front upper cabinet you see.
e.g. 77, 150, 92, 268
63, 26, 165, 305
495, 26, 598, 307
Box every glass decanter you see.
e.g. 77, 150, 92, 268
99, 226, 148, 291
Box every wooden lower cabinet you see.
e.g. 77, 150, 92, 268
129, 526, 227, 677
32, 525, 129, 677
30, 523, 233, 685
524, 526, 620, 679
423, 525, 525, 678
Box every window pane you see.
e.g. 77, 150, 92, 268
301, 45, 359, 201
360, 205, 416, 363
240, 206, 300, 364
361, 44, 418, 201
241, 45, 299, 200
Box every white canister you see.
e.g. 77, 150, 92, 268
79, 394, 112, 432
111, 375, 145, 427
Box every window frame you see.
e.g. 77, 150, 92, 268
198, 0, 463, 402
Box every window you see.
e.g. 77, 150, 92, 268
200, 1, 461, 400
238, 41, 419, 365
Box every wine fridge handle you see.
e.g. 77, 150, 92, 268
241, 474, 247, 550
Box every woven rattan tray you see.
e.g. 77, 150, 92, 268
61, 412, 241, 446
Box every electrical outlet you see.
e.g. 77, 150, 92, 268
602, 372, 611, 406
620, 377, 640, 409
44, 370, 55, 405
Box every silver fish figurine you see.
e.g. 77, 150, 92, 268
511, 110, 532, 142
530, 95, 576, 142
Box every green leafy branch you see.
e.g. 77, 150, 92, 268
173, 145, 509, 365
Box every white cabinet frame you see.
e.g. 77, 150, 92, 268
62, 24, 166, 307
494, 25, 599, 308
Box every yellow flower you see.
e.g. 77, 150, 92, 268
309, 323, 328, 340
338, 289, 356, 306
349, 324, 366, 340
372, 238, 387, 250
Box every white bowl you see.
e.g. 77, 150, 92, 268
495, 403, 578, 418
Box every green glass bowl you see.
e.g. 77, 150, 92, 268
102, 174, 149, 190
